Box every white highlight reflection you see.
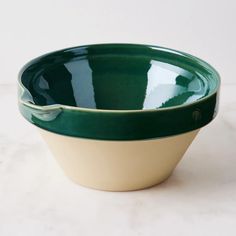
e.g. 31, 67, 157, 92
65, 60, 96, 108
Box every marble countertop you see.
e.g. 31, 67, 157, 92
0, 84, 235, 236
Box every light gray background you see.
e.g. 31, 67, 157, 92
0, 1, 236, 236
0, 0, 235, 85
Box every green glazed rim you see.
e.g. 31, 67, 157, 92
18, 43, 220, 140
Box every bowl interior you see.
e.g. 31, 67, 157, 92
21, 45, 218, 110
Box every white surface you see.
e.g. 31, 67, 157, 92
0, 0, 236, 84
1, 0, 235, 234
0, 84, 235, 235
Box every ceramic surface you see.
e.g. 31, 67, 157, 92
18, 44, 220, 140
40, 128, 199, 191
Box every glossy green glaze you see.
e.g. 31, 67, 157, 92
18, 44, 220, 140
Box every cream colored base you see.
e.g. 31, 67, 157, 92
40, 129, 199, 191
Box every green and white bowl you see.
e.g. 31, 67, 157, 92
18, 44, 220, 191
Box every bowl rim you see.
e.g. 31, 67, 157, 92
18, 43, 220, 114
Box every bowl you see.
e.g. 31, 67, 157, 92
18, 44, 220, 191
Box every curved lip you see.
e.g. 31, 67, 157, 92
18, 43, 221, 113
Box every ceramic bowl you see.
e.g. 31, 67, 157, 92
18, 44, 220, 191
